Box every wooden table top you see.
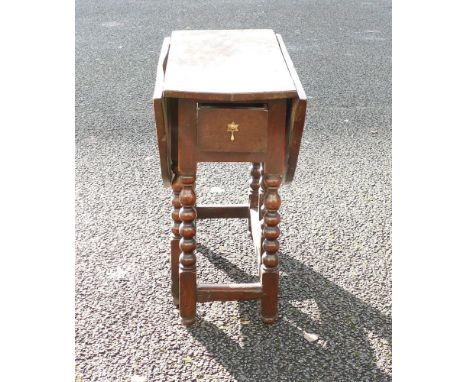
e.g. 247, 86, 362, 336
163, 29, 297, 101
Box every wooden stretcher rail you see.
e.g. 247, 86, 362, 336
197, 283, 263, 303
196, 204, 250, 219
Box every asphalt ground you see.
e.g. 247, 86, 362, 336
75, 0, 392, 381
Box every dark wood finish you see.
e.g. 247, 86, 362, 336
170, 171, 182, 305
261, 174, 282, 324
197, 205, 250, 219
196, 151, 266, 163
197, 105, 268, 153
197, 283, 263, 303
152, 30, 307, 325
163, 30, 297, 102
249, 163, 261, 209
259, 164, 266, 273
177, 100, 198, 326
178, 173, 197, 326
248, 162, 261, 235
153, 32, 307, 187
276, 34, 308, 184
259, 163, 266, 221
260, 100, 286, 324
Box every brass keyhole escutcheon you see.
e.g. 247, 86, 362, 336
226, 121, 239, 142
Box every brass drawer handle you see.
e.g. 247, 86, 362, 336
226, 121, 239, 142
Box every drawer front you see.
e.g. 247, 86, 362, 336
197, 105, 268, 153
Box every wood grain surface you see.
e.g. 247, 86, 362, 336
163, 29, 297, 101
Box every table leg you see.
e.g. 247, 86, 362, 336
179, 174, 197, 326
259, 163, 266, 221
261, 174, 281, 324
249, 162, 261, 209
258, 163, 266, 273
170, 172, 182, 305
248, 162, 261, 236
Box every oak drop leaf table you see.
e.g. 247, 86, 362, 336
153, 29, 307, 326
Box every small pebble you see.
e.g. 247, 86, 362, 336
304, 332, 319, 343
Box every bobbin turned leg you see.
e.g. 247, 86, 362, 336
249, 162, 261, 209
260, 100, 286, 324
170, 172, 183, 305
257, 163, 266, 271
248, 162, 261, 235
259, 163, 266, 219
261, 174, 282, 324
179, 174, 197, 326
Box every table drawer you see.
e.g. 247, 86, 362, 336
197, 103, 268, 153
